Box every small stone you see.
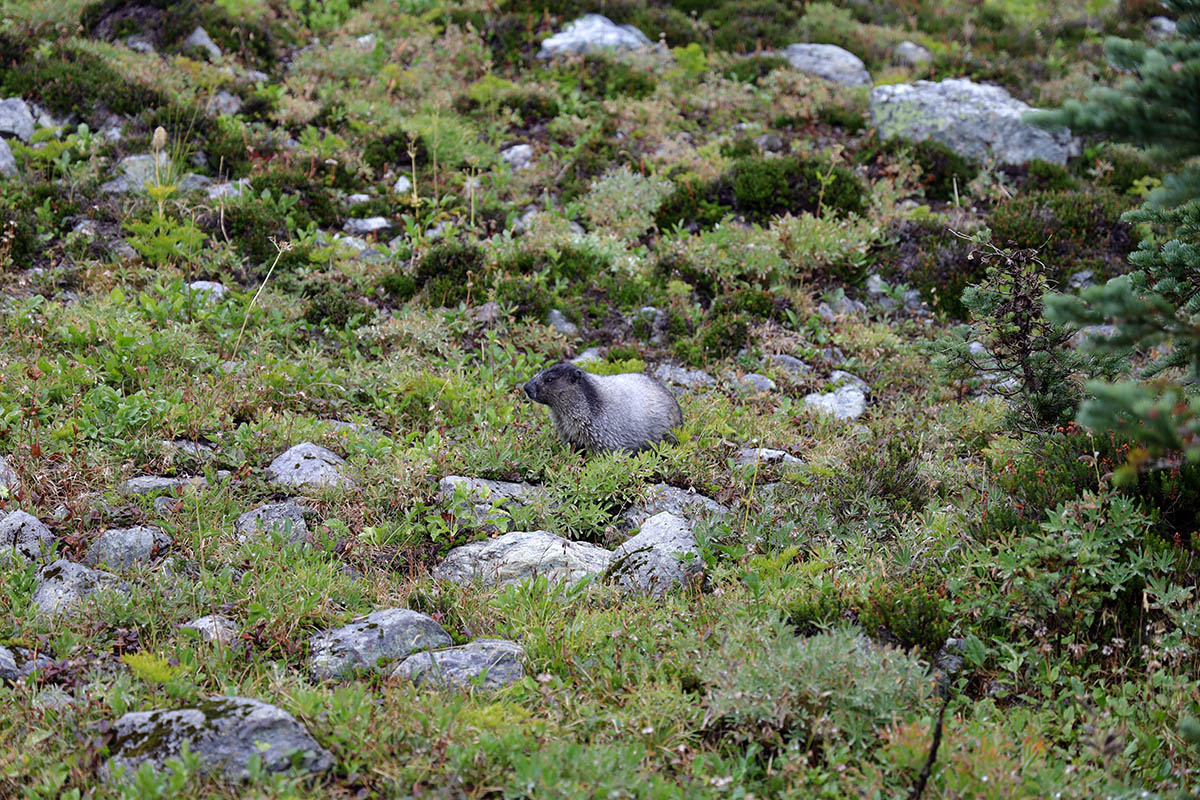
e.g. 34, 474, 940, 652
356, 34, 377, 49
894, 40, 932, 66
183, 26, 223, 60
0, 644, 54, 682
33, 559, 127, 615
434, 530, 611, 588
501, 144, 534, 170
830, 370, 870, 393
209, 90, 242, 117
0, 97, 36, 143
393, 175, 412, 194
83, 526, 171, 570
620, 483, 728, 529
117, 475, 204, 495
652, 364, 716, 391
101, 697, 334, 783
124, 34, 155, 53
235, 502, 309, 543
392, 639, 525, 690
547, 309, 579, 338
571, 347, 604, 365
735, 373, 776, 393
1068, 270, 1095, 291
1147, 16, 1177, 42
309, 608, 452, 680
188, 280, 227, 304
343, 217, 391, 235
804, 385, 867, 420
609, 512, 701, 596
265, 443, 355, 489
183, 615, 240, 644
754, 133, 784, 152
207, 178, 250, 199
0, 455, 18, 492
780, 43, 871, 87
764, 353, 811, 376
537, 14, 651, 59
733, 448, 802, 467
0, 139, 16, 178
177, 173, 214, 193
0, 510, 54, 562
346, 193, 371, 206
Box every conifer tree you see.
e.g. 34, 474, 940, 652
1028, 0, 1200, 462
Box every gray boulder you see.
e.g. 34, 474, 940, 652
894, 40, 932, 66
33, 559, 127, 615
0, 97, 35, 143
869, 78, 1079, 165
0, 644, 53, 682
609, 512, 701, 596
235, 502, 309, 543
621, 483, 728, 529
439, 475, 547, 528
653, 363, 716, 391
102, 696, 334, 783
183, 26, 222, 60
84, 526, 171, 570
183, 615, 239, 644
309, 608, 452, 679
780, 43, 872, 87
764, 353, 812, 376
501, 144, 534, 170
0, 510, 52, 562
102, 152, 172, 193
392, 639, 524, 690
734, 372, 776, 393
433, 530, 610, 588
547, 309, 579, 337
343, 217, 391, 235
804, 385, 867, 420
0, 139, 16, 178
266, 443, 355, 489
537, 14, 651, 59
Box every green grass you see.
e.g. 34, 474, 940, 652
0, 0, 1198, 798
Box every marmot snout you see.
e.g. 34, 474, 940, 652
524, 363, 682, 454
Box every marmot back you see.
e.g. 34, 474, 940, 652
523, 363, 682, 454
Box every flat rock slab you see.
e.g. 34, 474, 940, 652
392, 639, 525, 690
235, 502, 309, 543
0, 644, 53, 682
764, 354, 812, 376
343, 217, 391, 235
804, 385, 867, 420
266, 443, 354, 489
0, 510, 53, 562
869, 78, 1079, 165
84, 526, 171, 570
102, 696, 334, 783
439, 476, 547, 527
117, 474, 216, 495
183, 615, 239, 644
433, 530, 611, 588
309, 608, 452, 680
102, 152, 172, 193
621, 483, 728, 528
610, 512, 701, 596
33, 559, 127, 615
780, 43, 871, 87
537, 14, 651, 59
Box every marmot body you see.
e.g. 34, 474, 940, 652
523, 363, 683, 454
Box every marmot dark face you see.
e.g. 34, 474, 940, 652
524, 362, 682, 454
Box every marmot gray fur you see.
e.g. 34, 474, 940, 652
523, 363, 682, 454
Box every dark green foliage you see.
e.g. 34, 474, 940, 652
816, 104, 867, 133
0, 188, 39, 268
722, 55, 790, 83
719, 137, 758, 159
857, 137, 979, 202
0, 44, 162, 117
719, 155, 867, 223
824, 432, 931, 522
703, 0, 795, 52
884, 219, 981, 318
494, 274, 553, 319
989, 189, 1135, 280
553, 118, 625, 202
217, 202, 310, 273
1075, 143, 1163, 195
363, 128, 428, 172
626, 6, 702, 47
249, 169, 341, 229
304, 283, 373, 329
575, 56, 658, 100
696, 314, 748, 360
783, 581, 849, 635
378, 271, 418, 304
415, 241, 486, 307
653, 174, 729, 233
1022, 159, 1079, 192
858, 576, 953, 654
455, 86, 560, 127
714, 288, 776, 320
546, 246, 609, 283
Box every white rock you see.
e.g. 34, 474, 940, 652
537, 14, 651, 59
780, 43, 871, 87
0, 138, 16, 178
804, 385, 867, 420
501, 144, 534, 170
0, 97, 36, 143
265, 443, 355, 489
433, 530, 611, 588
610, 512, 701, 596
393, 175, 412, 194
894, 41, 932, 66
343, 217, 391, 235
188, 280, 227, 303
183, 615, 239, 644
184, 26, 222, 60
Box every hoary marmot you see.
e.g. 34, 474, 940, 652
523, 363, 682, 454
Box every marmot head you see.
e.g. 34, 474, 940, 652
523, 363, 586, 405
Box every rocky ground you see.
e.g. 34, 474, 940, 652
0, 0, 1197, 797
